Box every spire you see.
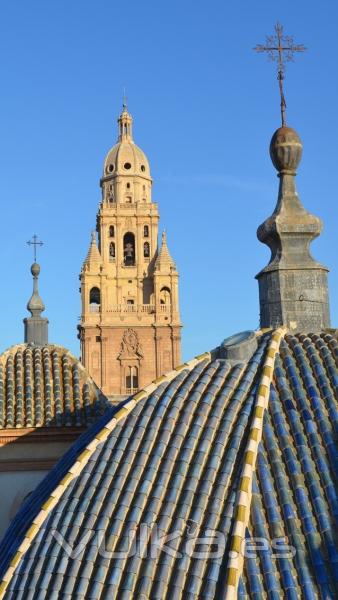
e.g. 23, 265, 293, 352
118, 100, 133, 142
254, 24, 330, 332
256, 126, 330, 332
24, 262, 49, 345
83, 231, 101, 271
155, 231, 176, 272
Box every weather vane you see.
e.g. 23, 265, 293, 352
254, 22, 306, 126
27, 234, 43, 263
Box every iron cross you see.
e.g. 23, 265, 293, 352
27, 234, 43, 263
254, 22, 306, 126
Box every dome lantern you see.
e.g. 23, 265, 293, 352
118, 102, 133, 141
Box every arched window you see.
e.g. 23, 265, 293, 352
143, 225, 149, 237
126, 366, 138, 392
109, 242, 115, 258
160, 286, 171, 305
109, 225, 115, 237
123, 232, 135, 266
89, 287, 100, 312
143, 242, 150, 258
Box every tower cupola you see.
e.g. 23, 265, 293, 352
100, 103, 152, 205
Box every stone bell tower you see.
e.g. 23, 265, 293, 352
78, 104, 181, 398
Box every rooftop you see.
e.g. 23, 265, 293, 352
0, 344, 109, 429
0, 328, 337, 599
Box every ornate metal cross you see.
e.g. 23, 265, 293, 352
254, 22, 306, 126
27, 234, 43, 262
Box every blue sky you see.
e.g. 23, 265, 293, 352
0, 0, 337, 360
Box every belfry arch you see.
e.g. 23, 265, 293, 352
123, 232, 135, 266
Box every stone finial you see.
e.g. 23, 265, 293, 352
269, 126, 302, 174
24, 262, 48, 345
27, 263, 45, 317
154, 230, 176, 272
83, 231, 101, 271
256, 126, 330, 332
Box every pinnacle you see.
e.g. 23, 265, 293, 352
83, 231, 101, 270
155, 231, 176, 272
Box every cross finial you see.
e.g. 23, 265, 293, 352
254, 22, 306, 126
27, 234, 43, 263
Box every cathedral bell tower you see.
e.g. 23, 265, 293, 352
78, 104, 181, 398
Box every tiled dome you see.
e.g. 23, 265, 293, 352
0, 344, 109, 429
0, 329, 337, 599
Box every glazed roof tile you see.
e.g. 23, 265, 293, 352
0, 331, 337, 599
0, 344, 108, 429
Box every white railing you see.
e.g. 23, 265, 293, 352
159, 304, 170, 312
107, 304, 154, 314
102, 201, 158, 210
126, 388, 138, 395
106, 304, 171, 314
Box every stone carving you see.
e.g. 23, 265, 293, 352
118, 329, 143, 360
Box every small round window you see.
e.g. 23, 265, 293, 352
107, 163, 114, 173
124, 162, 132, 170
141, 165, 145, 172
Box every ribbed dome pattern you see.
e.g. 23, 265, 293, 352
0, 345, 108, 428
0, 332, 337, 599
240, 333, 338, 598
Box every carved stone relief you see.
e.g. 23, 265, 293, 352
118, 328, 143, 360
